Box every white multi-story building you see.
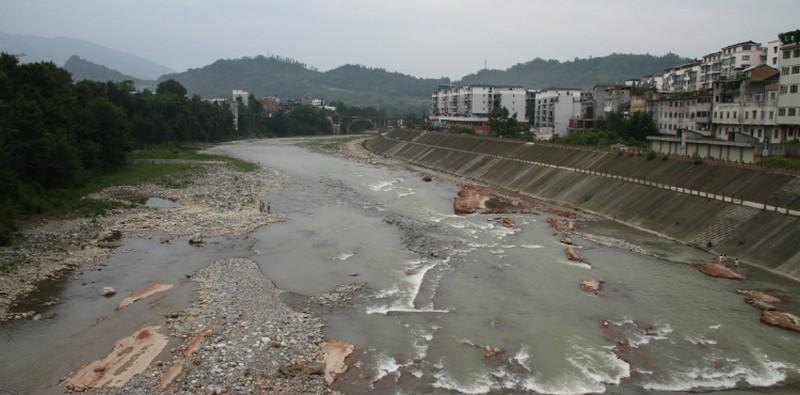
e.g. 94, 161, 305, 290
777, 35, 800, 141
430, 85, 527, 130
719, 41, 766, 79
767, 40, 782, 68
531, 89, 582, 137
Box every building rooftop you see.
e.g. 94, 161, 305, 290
721, 40, 760, 49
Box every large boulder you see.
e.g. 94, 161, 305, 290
760, 311, 800, 332
695, 263, 745, 280
454, 185, 490, 215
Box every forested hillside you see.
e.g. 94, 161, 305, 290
458, 53, 691, 88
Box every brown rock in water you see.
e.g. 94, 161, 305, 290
564, 246, 585, 262
65, 326, 168, 389
500, 217, 514, 228
736, 289, 784, 304
323, 339, 355, 385
579, 279, 603, 294
760, 311, 800, 333
116, 282, 175, 310
453, 185, 490, 215
560, 234, 573, 245
482, 345, 504, 359
696, 263, 745, 280
101, 287, 116, 297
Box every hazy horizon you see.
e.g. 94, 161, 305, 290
1, 0, 798, 79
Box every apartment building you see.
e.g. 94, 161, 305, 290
699, 52, 722, 90
532, 89, 583, 137
712, 65, 780, 143
777, 34, 800, 141
663, 62, 702, 93
429, 85, 527, 129
648, 93, 713, 137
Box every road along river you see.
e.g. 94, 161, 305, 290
1, 136, 799, 394
215, 139, 800, 394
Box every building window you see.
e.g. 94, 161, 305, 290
784, 50, 792, 59
745, 111, 749, 119
780, 108, 787, 116
771, 92, 777, 100
742, 55, 750, 61
792, 85, 799, 94
790, 108, 798, 117
794, 66, 800, 74
783, 67, 791, 74
781, 85, 789, 94
795, 49, 800, 58
770, 111, 774, 120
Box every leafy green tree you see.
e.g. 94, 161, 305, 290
489, 107, 520, 138
156, 79, 187, 97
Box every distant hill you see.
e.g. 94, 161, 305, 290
160, 56, 449, 115
458, 53, 692, 89
64, 56, 156, 89
0, 32, 173, 79
163, 53, 689, 115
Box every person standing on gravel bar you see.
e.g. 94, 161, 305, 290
267, 202, 271, 213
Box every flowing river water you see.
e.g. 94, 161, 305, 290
2, 137, 800, 394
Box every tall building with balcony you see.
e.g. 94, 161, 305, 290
719, 41, 767, 79
699, 51, 722, 90
663, 62, 702, 93
777, 32, 800, 141
712, 65, 781, 143
429, 85, 527, 131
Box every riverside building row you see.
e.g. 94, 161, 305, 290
643, 31, 800, 145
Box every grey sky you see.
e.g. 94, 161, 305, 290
1, 0, 797, 79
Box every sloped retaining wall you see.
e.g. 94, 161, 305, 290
367, 130, 800, 279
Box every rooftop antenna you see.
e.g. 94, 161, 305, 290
484, 59, 487, 70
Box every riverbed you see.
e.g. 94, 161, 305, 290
2, 137, 800, 394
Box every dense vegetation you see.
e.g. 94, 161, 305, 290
554, 112, 656, 147
0, 54, 332, 244
459, 53, 691, 89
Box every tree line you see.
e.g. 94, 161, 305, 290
0, 54, 333, 244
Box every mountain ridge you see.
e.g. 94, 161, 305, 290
0, 32, 174, 79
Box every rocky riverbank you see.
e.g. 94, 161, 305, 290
74, 258, 337, 394
0, 159, 288, 319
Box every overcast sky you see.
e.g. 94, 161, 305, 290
1, 0, 797, 79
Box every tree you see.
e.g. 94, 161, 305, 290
156, 79, 187, 97
489, 107, 520, 138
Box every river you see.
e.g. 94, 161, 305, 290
2, 137, 800, 394
216, 139, 800, 394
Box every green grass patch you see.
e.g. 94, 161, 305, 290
129, 145, 259, 172
764, 156, 800, 170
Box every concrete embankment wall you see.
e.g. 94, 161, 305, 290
367, 131, 800, 279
